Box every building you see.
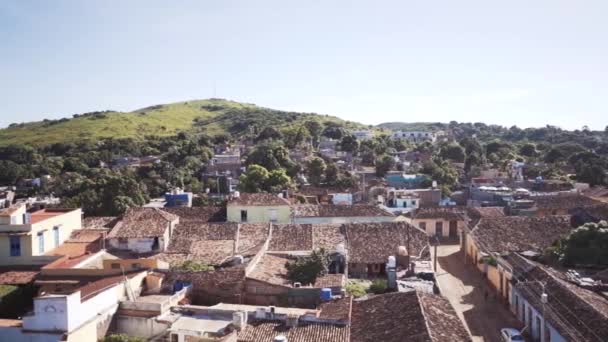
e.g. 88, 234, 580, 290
351, 130, 375, 140
385, 173, 428, 189
106, 208, 179, 254
411, 207, 466, 239
344, 222, 429, 278
227, 193, 291, 223
163, 188, 193, 208
532, 193, 601, 216
391, 130, 438, 142
292, 204, 395, 224
351, 291, 471, 342
508, 256, 608, 342
464, 215, 573, 301
383, 188, 421, 214
0, 204, 82, 266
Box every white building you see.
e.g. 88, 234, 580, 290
352, 130, 375, 141
392, 131, 438, 143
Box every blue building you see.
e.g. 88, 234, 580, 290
164, 189, 193, 207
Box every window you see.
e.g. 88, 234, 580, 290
9, 236, 21, 257
268, 209, 277, 223
435, 222, 443, 236
411, 200, 417, 206
111, 263, 121, 269
53, 226, 60, 247
38, 231, 45, 254
240, 210, 248, 222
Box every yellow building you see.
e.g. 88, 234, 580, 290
411, 207, 466, 239
227, 192, 291, 223
0, 204, 82, 265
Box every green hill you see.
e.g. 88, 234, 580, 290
376, 122, 447, 131
0, 99, 364, 146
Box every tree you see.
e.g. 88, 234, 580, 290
304, 120, 323, 147
375, 155, 395, 177
0, 160, 25, 185
339, 135, 359, 155
267, 169, 293, 192
554, 221, 608, 266
285, 248, 330, 285
439, 143, 465, 163
307, 157, 326, 186
324, 163, 338, 185
239, 165, 271, 193
101, 334, 145, 342
255, 126, 283, 142
519, 143, 537, 157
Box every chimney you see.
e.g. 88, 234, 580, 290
285, 315, 298, 328
386, 256, 397, 290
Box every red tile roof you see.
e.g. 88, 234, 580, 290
293, 205, 394, 218
162, 206, 226, 222
107, 208, 178, 238
269, 224, 313, 251
0, 268, 39, 285
228, 193, 290, 206
237, 320, 349, 342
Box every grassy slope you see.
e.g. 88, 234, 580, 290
0, 99, 361, 146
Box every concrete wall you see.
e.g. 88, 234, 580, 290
0, 327, 63, 342
0, 209, 82, 265
227, 205, 291, 223
115, 315, 170, 339
511, 288, 565, 342
108, 236, 167, 253
412, 218, 465, 238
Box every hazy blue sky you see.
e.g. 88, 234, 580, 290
1, 1, 607, 130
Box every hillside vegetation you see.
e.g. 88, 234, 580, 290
0, 99, 364, 146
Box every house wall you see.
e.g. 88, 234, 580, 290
244, 279, 288, 306
115, 315, 171, 339
108, 236, 166, 254
511, 288, 566, 342
412, 218, 465, 238
227, 205, 291, 223
0, 209, 82, 265
294, 216, 396, 224
0, 327, 63, 342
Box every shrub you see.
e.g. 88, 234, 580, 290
368, 279, 387, 294
174, 260, 214, 272
100, 334, 145, 342
285, 248, 329, 285
345, 282, 367, 298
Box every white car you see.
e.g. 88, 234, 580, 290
500, 328, 525, 341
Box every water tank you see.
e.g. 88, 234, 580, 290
234, 191, 240, 198
387, 256, 397, 268
335, 243, 346, 255
397, 246, 408, 256
320, 288, 332, 301
274, 336, 287, 342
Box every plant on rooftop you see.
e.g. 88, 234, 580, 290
285, 248, 330, 285
174, 260, 214, 272
368, 279, 388, 295
345, 282, 367, 298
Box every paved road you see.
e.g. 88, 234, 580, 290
433, 243, 522, 342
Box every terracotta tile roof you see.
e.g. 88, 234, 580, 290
107, 208, 178, 238
293, 205, 394, 218
0, 203, 24, 216
345, 222, 430, 264
247, 253, 291, 286
515, 264, 608, 342
238, 320, 349, 342
237, 223, 270, 255
297, 185, 357, 196
269, 224, 313, 251
418, 292, 472, 342
166, 222, 238, 265
318, 296, 352, 322
351, 291, 470, 342
66, 229, 107, 243
413, 206, 466, 221
162, 206, 226, 222
29, 208, 72, 224
312, 224, 345, 252
313, 273, 345, 289
0, 267, 39, 285
228, 193, 290, 206
466, 207, 505, 227
82, 216, 119, 230
533, 193, 601, 211
471, 216, 573, 254
35, 271, 143, 300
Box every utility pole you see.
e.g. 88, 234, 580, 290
433, 236, 439, 273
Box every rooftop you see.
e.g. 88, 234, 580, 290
228, 193, 290, 207
413, 206, 466, 221
162, 206, 227, 223
293, 204, 394, 218
533, 193, 601, 211
107, 207, 179, 239
238, 319, 349, 342
269, 224, 313, 251
29, 208, 78, 224
471, 215, 573, 254
164, 222, 238, 265
345, 222, 430, 264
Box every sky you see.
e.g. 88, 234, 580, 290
1, 0, 607, 130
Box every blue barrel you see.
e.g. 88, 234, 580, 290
321, 288, 332, 301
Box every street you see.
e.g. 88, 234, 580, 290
433, 243, 522, 342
